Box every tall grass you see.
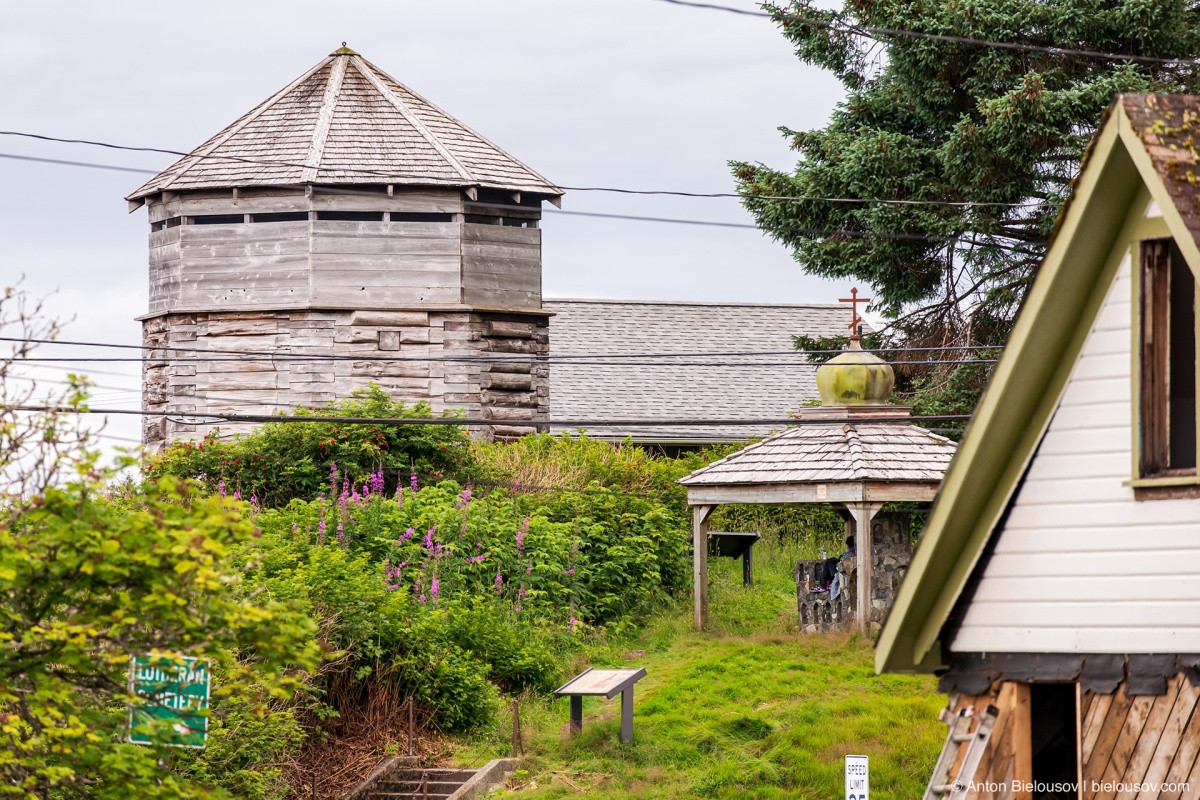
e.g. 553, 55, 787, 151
453, 534, 945, 799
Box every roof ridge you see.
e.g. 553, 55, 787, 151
350, 54, 474, 184
352, 53, 559, 193
136, 56, 333, 195
301, 54, 349, 183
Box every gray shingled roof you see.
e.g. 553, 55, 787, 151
545, 298, 851, 442
127, 46, 561, 201
679, 412, 957, 486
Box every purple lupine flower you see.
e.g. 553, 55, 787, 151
494, 571, 503, 594
410, 469, 418, 493
430, 578, 440, 601
217, 480, 226, 498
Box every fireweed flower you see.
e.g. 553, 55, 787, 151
250, 495, 259, 513
233, 491, 241, 501
423, 528, 436, 552
464, 554, 487, 564
399, 527, 415, 544
516, 518, 528, 556
456, 486, 472, 508
430, 578, 440, 600
318, 519, 327, 541
395, 484, 403, 506
564, 568, 575, 576
371, 470, 385, 496
569, 616, 577, 633
494, 572, 503, 594
518, 585, 526, 599
336, 522, 346, 544
217, 480, 226, 498
410, 469, 418, 492
329, 462, 339, 495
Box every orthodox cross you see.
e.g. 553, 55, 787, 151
839, 287, 870, 340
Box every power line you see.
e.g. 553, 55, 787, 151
1, 335, 1003, 360
653, 0, 1200, 66
8, 404, 972, 428
12, 355, 999, 367
0, 136, 1025, 208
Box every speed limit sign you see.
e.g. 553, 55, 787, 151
845, 755, 869, 800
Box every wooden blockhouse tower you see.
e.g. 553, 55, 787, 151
127, 46, 562, 445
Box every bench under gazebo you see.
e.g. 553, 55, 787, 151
678, 298, 957, 634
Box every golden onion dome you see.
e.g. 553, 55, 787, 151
816, 339, 895, 406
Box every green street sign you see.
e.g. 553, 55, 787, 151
127, 654, 210, 748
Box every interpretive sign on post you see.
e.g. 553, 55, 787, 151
845, 754, 869, 800
554, 667, 646, 745
128, 654, 210, 748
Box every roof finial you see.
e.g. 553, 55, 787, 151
331, 42, 358, 56
839, 287, 871, 344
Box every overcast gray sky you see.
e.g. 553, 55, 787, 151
1, 0, 850, 448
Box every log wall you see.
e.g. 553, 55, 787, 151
141, 308, 549, 445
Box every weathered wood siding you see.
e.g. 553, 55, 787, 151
461, 223, 541, 308
946, 677, 1200, 799
951, 236, 1200, 654
309, 220, 462, 307
145, 188, 546, 314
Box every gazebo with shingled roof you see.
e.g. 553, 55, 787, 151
678, 291, 957, 633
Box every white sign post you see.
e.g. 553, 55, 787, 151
845, 755, 869, 800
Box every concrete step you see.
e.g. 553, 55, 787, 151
346, 758, 516, 800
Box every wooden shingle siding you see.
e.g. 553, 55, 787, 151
951, 249, 1200, 655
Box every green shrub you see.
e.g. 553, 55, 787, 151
146, 385, 477, 507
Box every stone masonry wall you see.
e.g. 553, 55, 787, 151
795, 513, 913, 634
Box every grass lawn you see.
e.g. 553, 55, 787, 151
452, 535, 946, 798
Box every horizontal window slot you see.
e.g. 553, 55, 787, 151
251, 211, 309, 223
390, 212, 454, 223
503, 218, 538, 228
464, 214, 500, 225
189, 214, 246, 225
316, 211, 385, 222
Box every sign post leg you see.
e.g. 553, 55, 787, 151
620, 688, 634, 745
569, 696, 582, 734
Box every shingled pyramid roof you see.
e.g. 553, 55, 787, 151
127, 46, 561, 202
678, 407, 957, 487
